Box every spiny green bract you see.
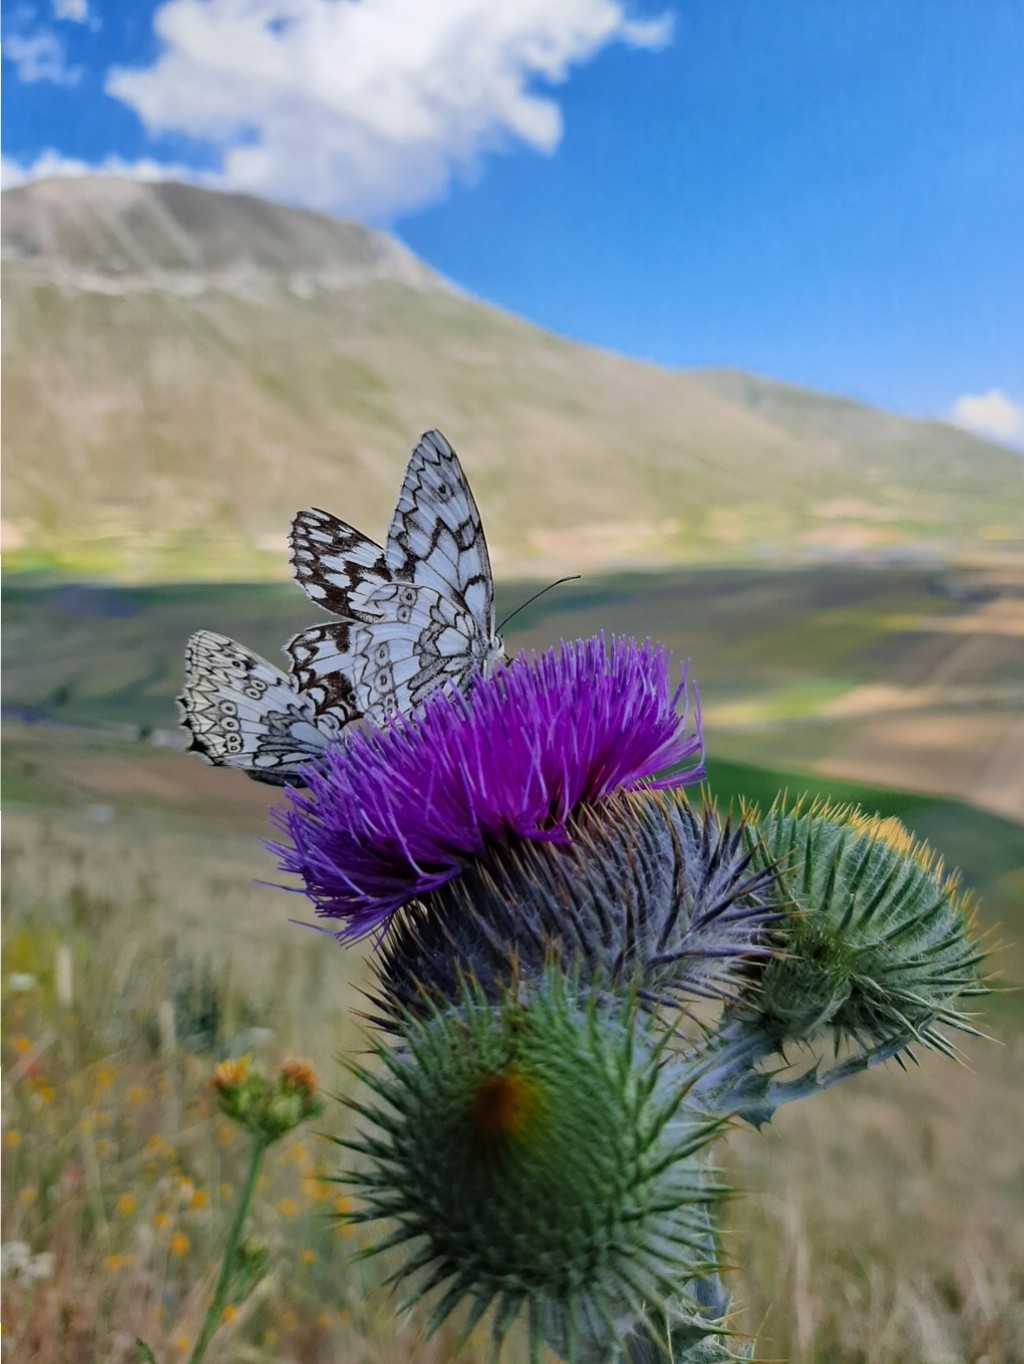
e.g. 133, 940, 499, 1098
337, 969, 729, 1363
372, 789, 775, 1030
742, 797, 988, 1054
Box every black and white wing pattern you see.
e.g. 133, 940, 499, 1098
288, 507, 390, 621
178, 631, 351, 786
286, 430, 505, 724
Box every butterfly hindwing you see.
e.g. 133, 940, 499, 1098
349, 584, 487, 719
285, 622, 361, 716
178, 631, 347, 786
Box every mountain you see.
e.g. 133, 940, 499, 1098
3, 177, 1021, 580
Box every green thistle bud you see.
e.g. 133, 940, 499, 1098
339, 969, 729, 1362
741, 798, 988, 1054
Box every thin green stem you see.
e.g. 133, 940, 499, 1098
187, 1133, 268, 1364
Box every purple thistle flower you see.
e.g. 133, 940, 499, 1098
273, 635, 703, 938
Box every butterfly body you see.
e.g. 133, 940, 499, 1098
179, 430, 503, 783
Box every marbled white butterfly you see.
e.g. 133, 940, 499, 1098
178, 430, 504, 784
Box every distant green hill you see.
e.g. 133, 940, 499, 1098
4, 177, 1022, 580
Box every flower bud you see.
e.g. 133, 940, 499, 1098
373, 789, 775, 1027
741, 798, 988, 1053
212, 1056, 323, 1142
340, 968, 728, 1360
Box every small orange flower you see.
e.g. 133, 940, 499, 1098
12, 1036, 32, 1055
281, 1311, 298, 1331
333, 1194, 352, 1216
169, 1233, 190, 1257
212, 1056, 250, 1092
18, 1187, 37, 1205
127, 1086, 149, 1107
277, 1198, 297, 1218
190, 1189, 209, 1210
153, 1211, 171, 1230
4, 1130, 22, 1148
280, 1058, 318, 1097
116, 1194, 136, 1216
300, 1249, 316, 1266
316, 1312, 332, 1330
221, 1305, 238, 1324
104, 1254, 124, 1272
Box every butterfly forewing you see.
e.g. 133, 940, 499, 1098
289, 508, 390, 619
178, 631, 349, 785
386, 430, 497, 635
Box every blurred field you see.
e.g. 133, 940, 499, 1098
3, 562, 1023, 1361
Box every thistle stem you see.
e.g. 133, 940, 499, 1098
187, 1133, 269, 1364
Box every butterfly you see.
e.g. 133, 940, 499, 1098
287, 428, 505, 725
178, 429, 504, 784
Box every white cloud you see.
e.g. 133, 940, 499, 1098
53, 0, 100, 28
5, 27, 82, 85
54, 0, 87, 20
949, 389, 1024, 450
100, 0, 671, 221
2, 149, 214, 191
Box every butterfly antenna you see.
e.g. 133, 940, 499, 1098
497, 576, 581, 633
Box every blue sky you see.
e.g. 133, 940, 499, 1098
3, 0, 1023, 443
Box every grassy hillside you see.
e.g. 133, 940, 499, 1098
4, 178, 1022, 580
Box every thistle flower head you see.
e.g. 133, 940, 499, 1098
274, 636, 703, 938
373, 789, 776, 1027
340, 968, 728, 1361
740, 797, 989, 1054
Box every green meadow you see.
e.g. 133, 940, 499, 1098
3, 564, 1023, 1362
